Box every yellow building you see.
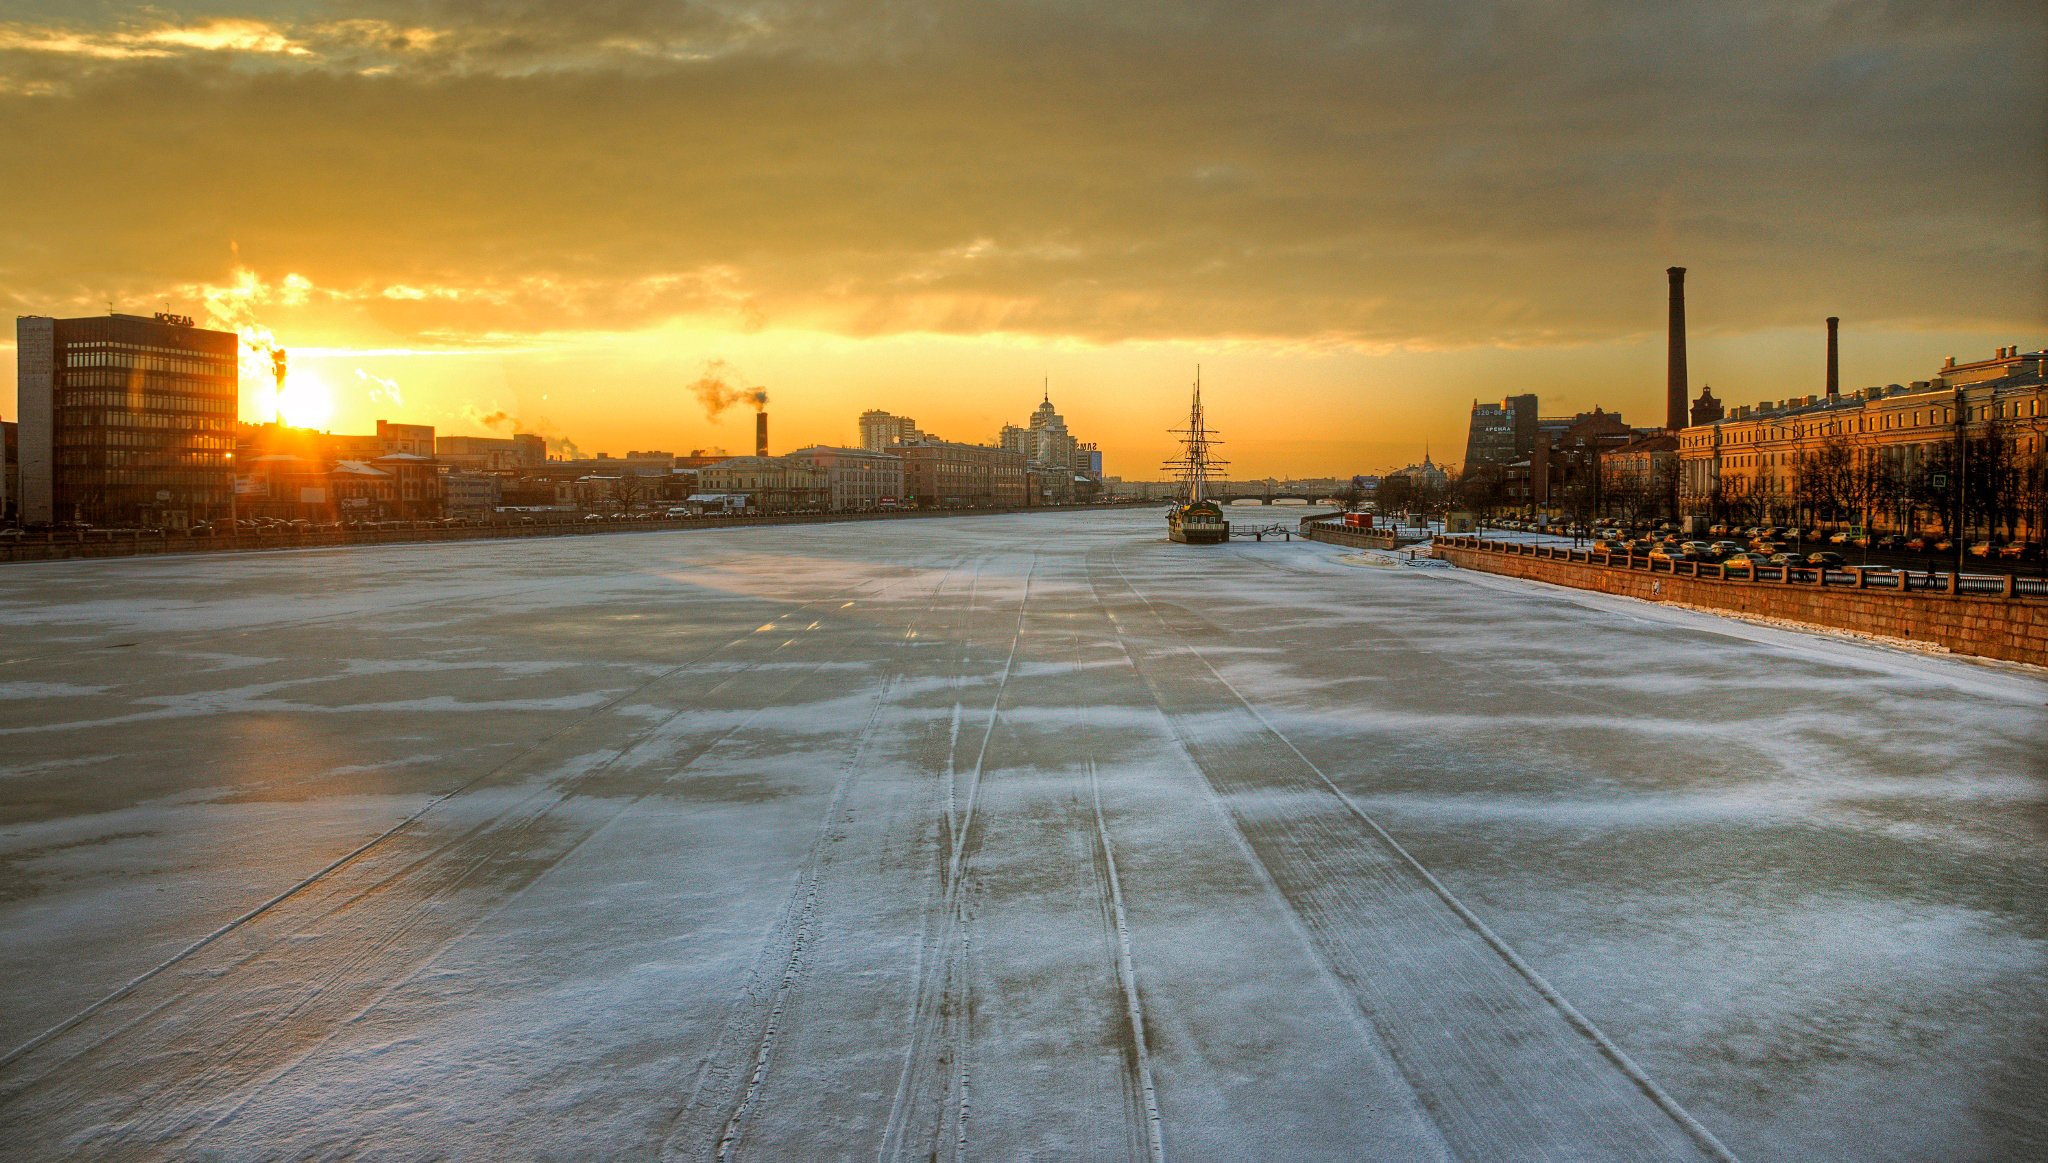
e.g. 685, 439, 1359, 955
1678, 347, 2046, 541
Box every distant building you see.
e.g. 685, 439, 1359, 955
1599, 432, 1682, 522
897, 441, 1027, 508
859, 410, 927, 452
997, 387, 1104, 500
1678, 346, 2047, 538
437, 432, 546, 470
2, 419, 15, 523
1462, 393, 1538, 478
697, 455, 830, 513
785, 446, 904, 510
1385, 451, 1450, 491
1503, 409, 1638, 514
377, 421, 434, 458
443, 470, 502, 515
1689, 385, 1724, 428
14, 312, 237, 528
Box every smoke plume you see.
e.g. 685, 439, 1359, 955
462, 403, 581, 460
690, 359, 768, 420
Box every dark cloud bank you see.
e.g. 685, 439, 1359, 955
2, 1, 2041, 347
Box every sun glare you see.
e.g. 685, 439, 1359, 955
275, 369, 333, 429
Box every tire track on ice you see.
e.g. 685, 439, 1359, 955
1087, 546, 1736, 1162
873, 550, 1039, 1163
0, 565, 946, 1154
1085, 755, 1166, 1163
662, 551, 1011, 1162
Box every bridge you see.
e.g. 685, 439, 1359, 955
1206, 488, 1346, 505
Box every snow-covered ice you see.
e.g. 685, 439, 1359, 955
0, 507, 2041, 1160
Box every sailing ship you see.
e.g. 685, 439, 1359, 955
1163, 369, 1230, 544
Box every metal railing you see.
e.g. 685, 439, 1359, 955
1434, 535, 2047, 599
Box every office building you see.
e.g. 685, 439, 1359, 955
15, 312, 237, 528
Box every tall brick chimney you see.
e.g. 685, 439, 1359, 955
1825, 316, 1840, 399
1666, 267, 1688, 431
756, 411, 769, 457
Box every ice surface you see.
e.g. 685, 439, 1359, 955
0, 509, 2041, 1160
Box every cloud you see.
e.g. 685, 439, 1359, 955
0, 2, 2039, 351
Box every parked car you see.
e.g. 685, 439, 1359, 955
1807, 551, 1847, 568
1722, 551, 1772, 572
1871, 534, 1905, 551
1707, 540, 1744, 558
1905, 536, 1930, 552
1592, 538, 1629, 554
1828, 531, 1853, 545
1767, 552, 1805, 567
1997, 542, 2037, 561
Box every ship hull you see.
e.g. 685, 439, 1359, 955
1167, 516, 1229, 544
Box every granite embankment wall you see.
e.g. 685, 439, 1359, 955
1300, 519, 1430, 551
1433, 537, 2048, 668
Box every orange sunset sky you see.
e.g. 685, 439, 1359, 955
2, 2, 2042, 477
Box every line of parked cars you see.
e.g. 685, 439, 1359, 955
1486, 517, 2038, 566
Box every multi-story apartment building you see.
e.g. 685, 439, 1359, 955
1677, 347, 2046, 538
15, 312, 237, 528
786, 446, 904, 510
858, 410, 927, 452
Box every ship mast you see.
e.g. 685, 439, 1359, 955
1163, 366, 1228, 503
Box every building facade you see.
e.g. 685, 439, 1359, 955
437, 433, 547, 470
786, 446, 905, 510
897, 442, 1027, 508
443, 470, 502, 515
696, 455, 830, 513
858, 410, 927, 452
15, 312, 237, 528
1678, 347, 2047, 540
1462, 393, 1539, 478
1598, 432, 1681, 523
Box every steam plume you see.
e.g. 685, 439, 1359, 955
691, 358, 768, 420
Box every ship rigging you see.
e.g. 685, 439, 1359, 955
1163, 369, 1230, 544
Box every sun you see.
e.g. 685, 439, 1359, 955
275, 369, 333, 429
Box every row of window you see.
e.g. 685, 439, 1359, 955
56, 430, 234, 451
57, 392, 235, 416
55, 468, 230, 488
65, 348, 235, 376
55, 451, 232, 469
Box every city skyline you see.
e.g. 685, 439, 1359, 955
0, 3, 2041, 476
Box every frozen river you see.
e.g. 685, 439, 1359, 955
0, 507, 2042, 1160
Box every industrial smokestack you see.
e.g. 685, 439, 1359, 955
1666, 267, 1688, 431
756, 411, 768, 457
1825, 317, 1840, 399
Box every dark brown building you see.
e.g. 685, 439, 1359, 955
897, 441, 1027, 508
15, 312, 237, 528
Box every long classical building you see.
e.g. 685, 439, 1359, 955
1677, 346, 2046, 537
898, 441, 1027, 508
786, 445, 905, 510
696, 455, 829, 513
